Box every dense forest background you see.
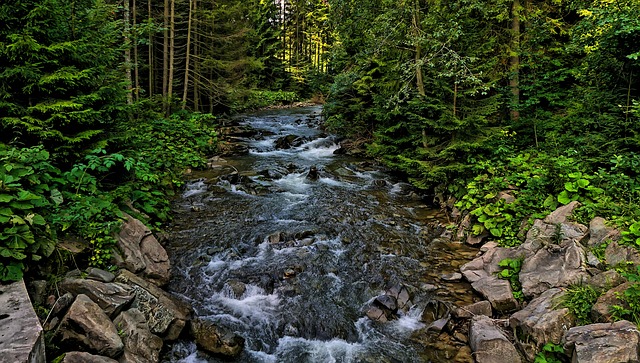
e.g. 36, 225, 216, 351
1, 0, 639, 282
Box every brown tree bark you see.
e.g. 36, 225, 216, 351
510, 0, 521, 121
182, 0, 194, 109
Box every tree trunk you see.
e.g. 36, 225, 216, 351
167, 0, 175, 116
193, 0, 200, 111
162, 0, 169, 105
182, 0, 193, 109
510, 0, 521, 121
124, 0, 133, 105
133, 0, 139, 102
148, 0, 153, 97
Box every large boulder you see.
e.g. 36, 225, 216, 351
469, 315, 522, 363
563, 320, 640, 363
60, 351, 118, 363
115, 270, 191, 340
113, 309, 163, 363
544, 201, 581, 224
471, 277, 519, 313
519, 241, 589, 298
591, 282, 631, 323
60, 277, 134, 318
509, 288, 576, 361
453, 300, 493, 319
114, 213, 171, 286
587, 270, 626, 290
56, 294, 124, 358
588, 217, 620, 247
460, 244, 521, 283
190, 318, 245, 358
605, 241, 640, 268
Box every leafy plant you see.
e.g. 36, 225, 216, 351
562, 284, 601, 324
557, 172, 604, 205
534, 342, 566, 363
611, 265, 640, 325
498, 257, 524, 301
621, 221, 640, 247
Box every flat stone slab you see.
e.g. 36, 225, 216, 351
0, 279, 45, 363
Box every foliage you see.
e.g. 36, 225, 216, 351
611, 265, 640, 325
534, 342, 566, 363
241, 90, 300, 111
563, 284, 601, 325
0, 146, 58, 281
498, 257, 524, 301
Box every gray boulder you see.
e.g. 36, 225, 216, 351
114, 213, 171, 286
587, 269, 626, 290
113, 309, 163, 363
190, 318, 245, 358
61, 351, 119, 363
519, 241, 589, 298
544, 201, 581, 224
454, 300, 492, 319
591, 282, 631, 323
563, 320, 640, 363
115, 270, 191, 340
460, 244, 521, 283
470, 315, 522, 363
60, 278, 133, 318
509, 288, 576, 361
56, 294, 124, 358
588, 217, 621, 247
605, 241, 640, 267
86, 267, 116, 283
471, 277, 518, 313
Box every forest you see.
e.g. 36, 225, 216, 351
1, 0, 639, 323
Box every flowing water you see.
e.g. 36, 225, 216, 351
162, 106, 477, 363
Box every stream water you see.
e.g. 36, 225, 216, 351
162, 106, 477, 363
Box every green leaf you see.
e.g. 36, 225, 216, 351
568, 172, 582, 179
0, 194, 14, 203
564, 182, 578, 192
558, 191, 572, 205
490, 227, 503, 237
576, 179, 590, 188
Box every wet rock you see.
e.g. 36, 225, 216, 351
544, 201, 581, 224
56, 294, 124, 358
306, 166, 319, 181
374, 294, 398, 312
591, 282, 631, 322
385, 284, 411, 310
588, 217, 621, 247
605, 240, 640, 267
114, 308, 163, 363
275, 135, 302, 149
190, 317, 245, 358
509, 288, 576, 361
86, 268, 116, 283
563, 320, 640, 363
366, 306, 389, 322
471, 277, 518, 313
60, 351, 119, 363
587, 269, 625, 290
422, 299, 452, 331
519, 241, 589, 298
217, 126, 256, 137
60, 278, 134, 318
454, 301, 492, 319
469, 315, 522, 363
115, 270, 192, 340
441, 272, 463, 282
114, 213, 171, 286
217, 141, 249, 156
224, 279, 247, 298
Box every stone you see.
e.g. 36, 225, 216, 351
374, 295, 397, 312
441, 272, 463, 281
114, 213, 171, 286
544, 201, 581, 225
60, 351, 119, 363
86, 267, 116, 283
422, 299, 452, 326
591, 282, 631, 323
471, 277, 518, 313
454, 301, 493, 319
274, 135, 301, 149
29, 280, 48, 306
0, 279, 46, 363
559, 222, 589, 244
306, 166, 319, 181
51, 292, 75, 316
523, 219, 559, 251
44, 316, 60, 331
605, 241, 640, 267
469, 315, 522, 363
498, 191, 516, 204
385, 284, 411, 310
587, 270, 626, 290
588, 217, 621, 247
224, 279, 247, 298
519, 241, 589, 298
509, 288, 576, 361
57, 294, 124, 358
113, 309, 163, 363
466, 232, 489, 246
563, 320, 640, 363
115, 270, 192, 340
586, 251, 604, 269
460, 245, 521, 283
60, 278, 134, 318
366, 306, 388, 322
190, 317, 245, 358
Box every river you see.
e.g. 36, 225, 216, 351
162, 106, 477, 362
